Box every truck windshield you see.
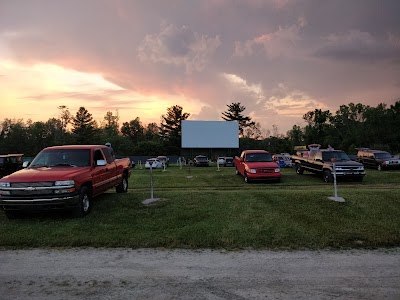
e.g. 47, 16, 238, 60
30, 149, 91, 167
375, 152, 392, 159
322, 151, 350, 162
246, 153, 273, 162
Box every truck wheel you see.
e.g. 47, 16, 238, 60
73, 186, 91, 218
323, 170, 333, 183
116, 175, 128, 193
377, 164, 382, 171
295, 164, 304, 175
244, 172, 251, 183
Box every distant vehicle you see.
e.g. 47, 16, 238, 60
217, 156, 234, 167
156, 156, 169, 167
357, 149, 400, 171
234, 150, 281, 183
223, 157, 234, 167
193, 155, 209, 167
0, 154, 24, 178
273, 154, 292, 168
145, 158, 163, 169
217, 157, 226, 165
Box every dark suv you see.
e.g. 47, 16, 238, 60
357, 149, 400, 171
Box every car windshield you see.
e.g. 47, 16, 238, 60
30, 149, 91, 167
196, 157, 207, 161
246, 153, 273, 162
322, 151, 350, 162
375, 152, 392, 159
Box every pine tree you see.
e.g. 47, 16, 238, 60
221, 102, 255, 136
72, 107, 97, 144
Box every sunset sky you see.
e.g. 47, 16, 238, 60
1, 0, 400, 134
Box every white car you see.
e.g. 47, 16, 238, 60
145, 158, 163, 169
217, 157, 226, 165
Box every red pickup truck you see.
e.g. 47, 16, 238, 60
234, 150, 281, 183
0, 145, 131, 218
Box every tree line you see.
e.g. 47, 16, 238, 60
0, 101, 399, 157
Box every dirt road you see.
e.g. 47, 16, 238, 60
0, 248, 399, 299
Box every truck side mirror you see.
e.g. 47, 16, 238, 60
96, 159, 107, 166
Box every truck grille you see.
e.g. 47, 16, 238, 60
256, 168, 274, 174
11, 182, 54, 188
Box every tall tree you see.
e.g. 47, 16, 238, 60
160, 105, 190, 138
144, 122, 160, 140
221, 102, 255, 136
103, 111, 119, 133
121, 117, 144, 144
243, 122, 263, 139
72, 107, 97, 144
58, 105, 72, 131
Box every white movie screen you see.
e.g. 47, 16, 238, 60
181, 121, 239, 148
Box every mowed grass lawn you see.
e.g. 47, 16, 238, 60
0, 164, 399, 249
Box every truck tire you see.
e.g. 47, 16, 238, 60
73, 186, 91, 218
295, 164, 304, 175
116, 175, 128, 193
244, 171, 251, 183
323, 170, 333, 183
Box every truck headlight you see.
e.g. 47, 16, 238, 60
275, 168, 280, 173
384, 161, 390, 165
54, 180, 75, 186
0, 182, 11, 187
249, 169, 256, 174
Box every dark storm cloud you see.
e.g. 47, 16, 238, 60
1, 0, 400, 133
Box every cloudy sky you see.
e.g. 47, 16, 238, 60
1, 0, 400, 134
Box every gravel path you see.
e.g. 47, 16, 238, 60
0, 248, 399, 299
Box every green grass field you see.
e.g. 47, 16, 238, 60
0, 164, 399, 249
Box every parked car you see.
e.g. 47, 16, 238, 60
193, 155, 209, 167
145, 158, 163, 169
357, 149, 400, 171
217, 157, 226, 165
273, 154, 293, 168
217, 156, 234, 167
156, 156, 169, 167
0, 154, 24, 178
223, 157, 234, 167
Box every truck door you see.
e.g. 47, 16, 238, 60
92, 149, 110, 195
102, 147, 118, 187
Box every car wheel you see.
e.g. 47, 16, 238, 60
377, 164, 382, 171
244, 172, 250, 183
73, 186, 91, 218
116, 175, 128, 193
295, 164, 304, 175
323, 170, 333, 183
